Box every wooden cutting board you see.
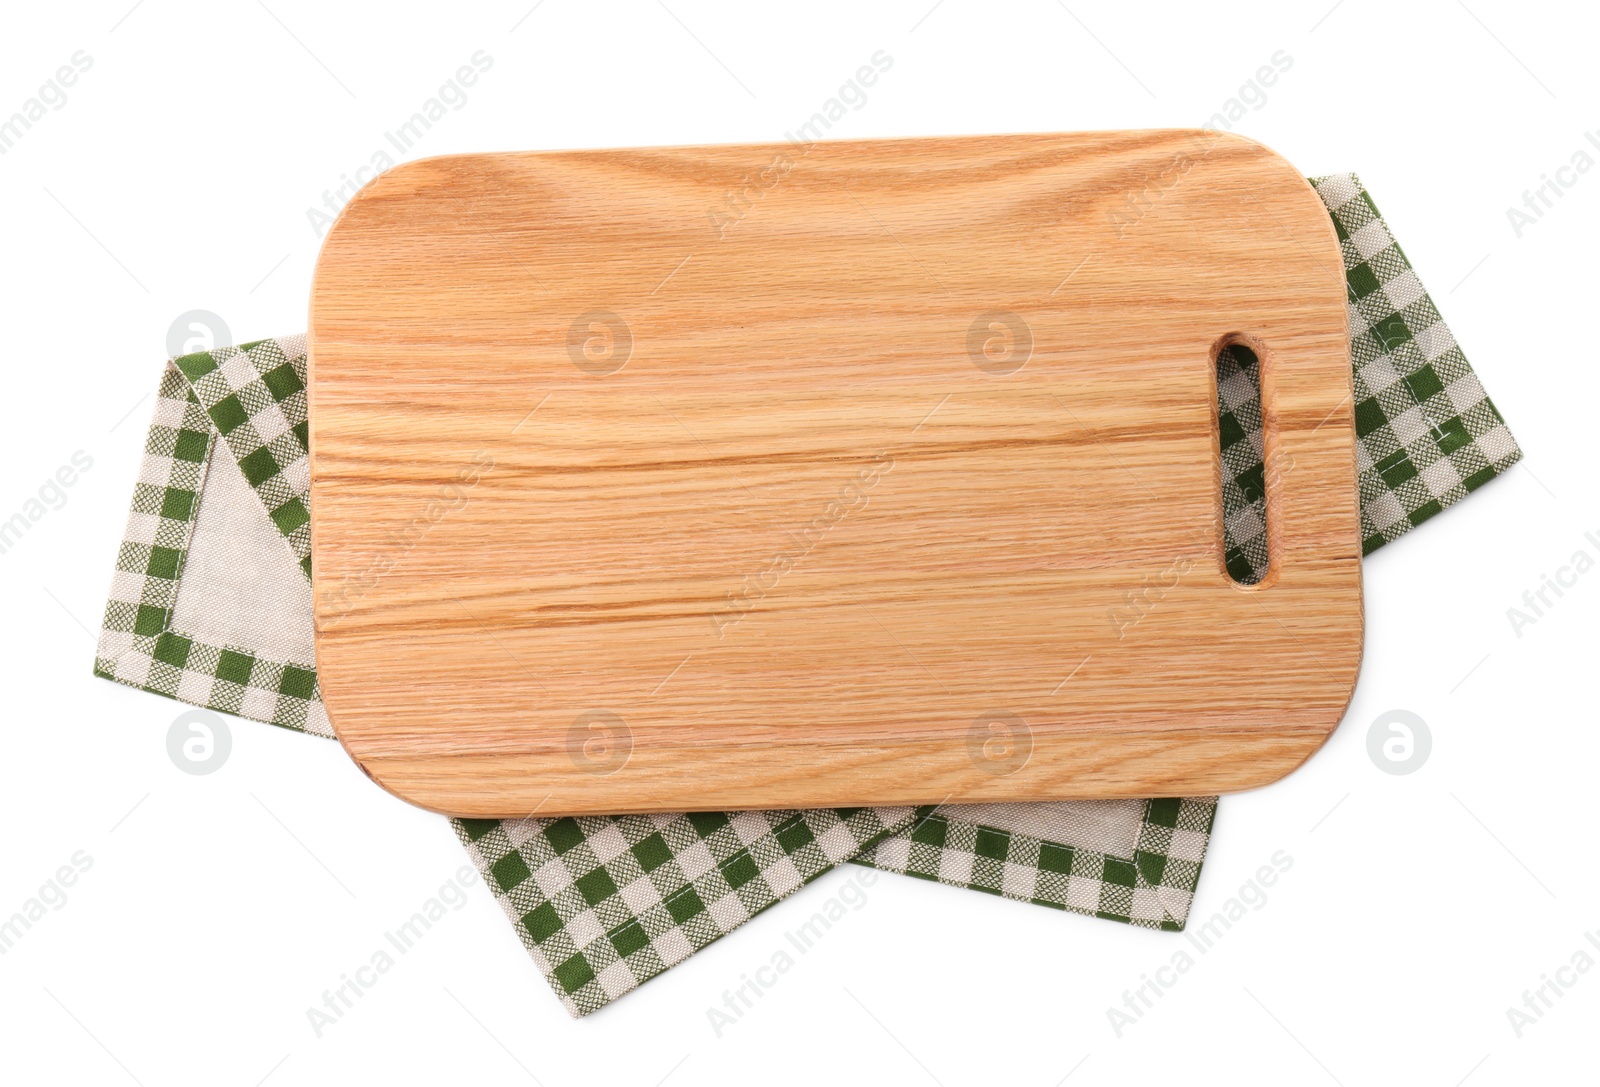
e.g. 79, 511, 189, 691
308, 129, 1362, 818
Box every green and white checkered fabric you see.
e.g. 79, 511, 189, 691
854, 799, 1214, 930
457, 807, 919, 1015
93, 172, 1521, 1015
94, 345, 330, 736
1318, 174, 1520, 554
1220, 174, 1521, 582
853, 173, 1521, 920
171, 337, 314, 574
1216, 343, 1275, 584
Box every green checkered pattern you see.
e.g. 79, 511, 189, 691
1316, 174, 1520, 554
93, 173, 1522, 1016
458, 807, 918, 1016
170, 337, 314, 574
1215, 343, 1275, 584
94, 342, 330, 735
855, 799, 1215, 929
852, 173, 1521, 919
1219, 175, 1521, 583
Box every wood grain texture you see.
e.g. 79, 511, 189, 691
308, 129, 1362, 818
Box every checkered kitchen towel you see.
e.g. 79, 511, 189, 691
93, 173, 1520, 1014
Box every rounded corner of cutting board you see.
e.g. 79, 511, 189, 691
309, 152, 482, 292
329, 742, 476, 819
1161, 127, 1342, 251
1166, 127, 1303, 180
1220, 616, 1366, 796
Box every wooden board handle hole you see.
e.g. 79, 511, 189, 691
1214, 336, 1276, 588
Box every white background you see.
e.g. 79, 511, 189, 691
2, 1, 1596, 1084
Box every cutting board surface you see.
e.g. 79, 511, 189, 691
308, 130, 1362, 817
